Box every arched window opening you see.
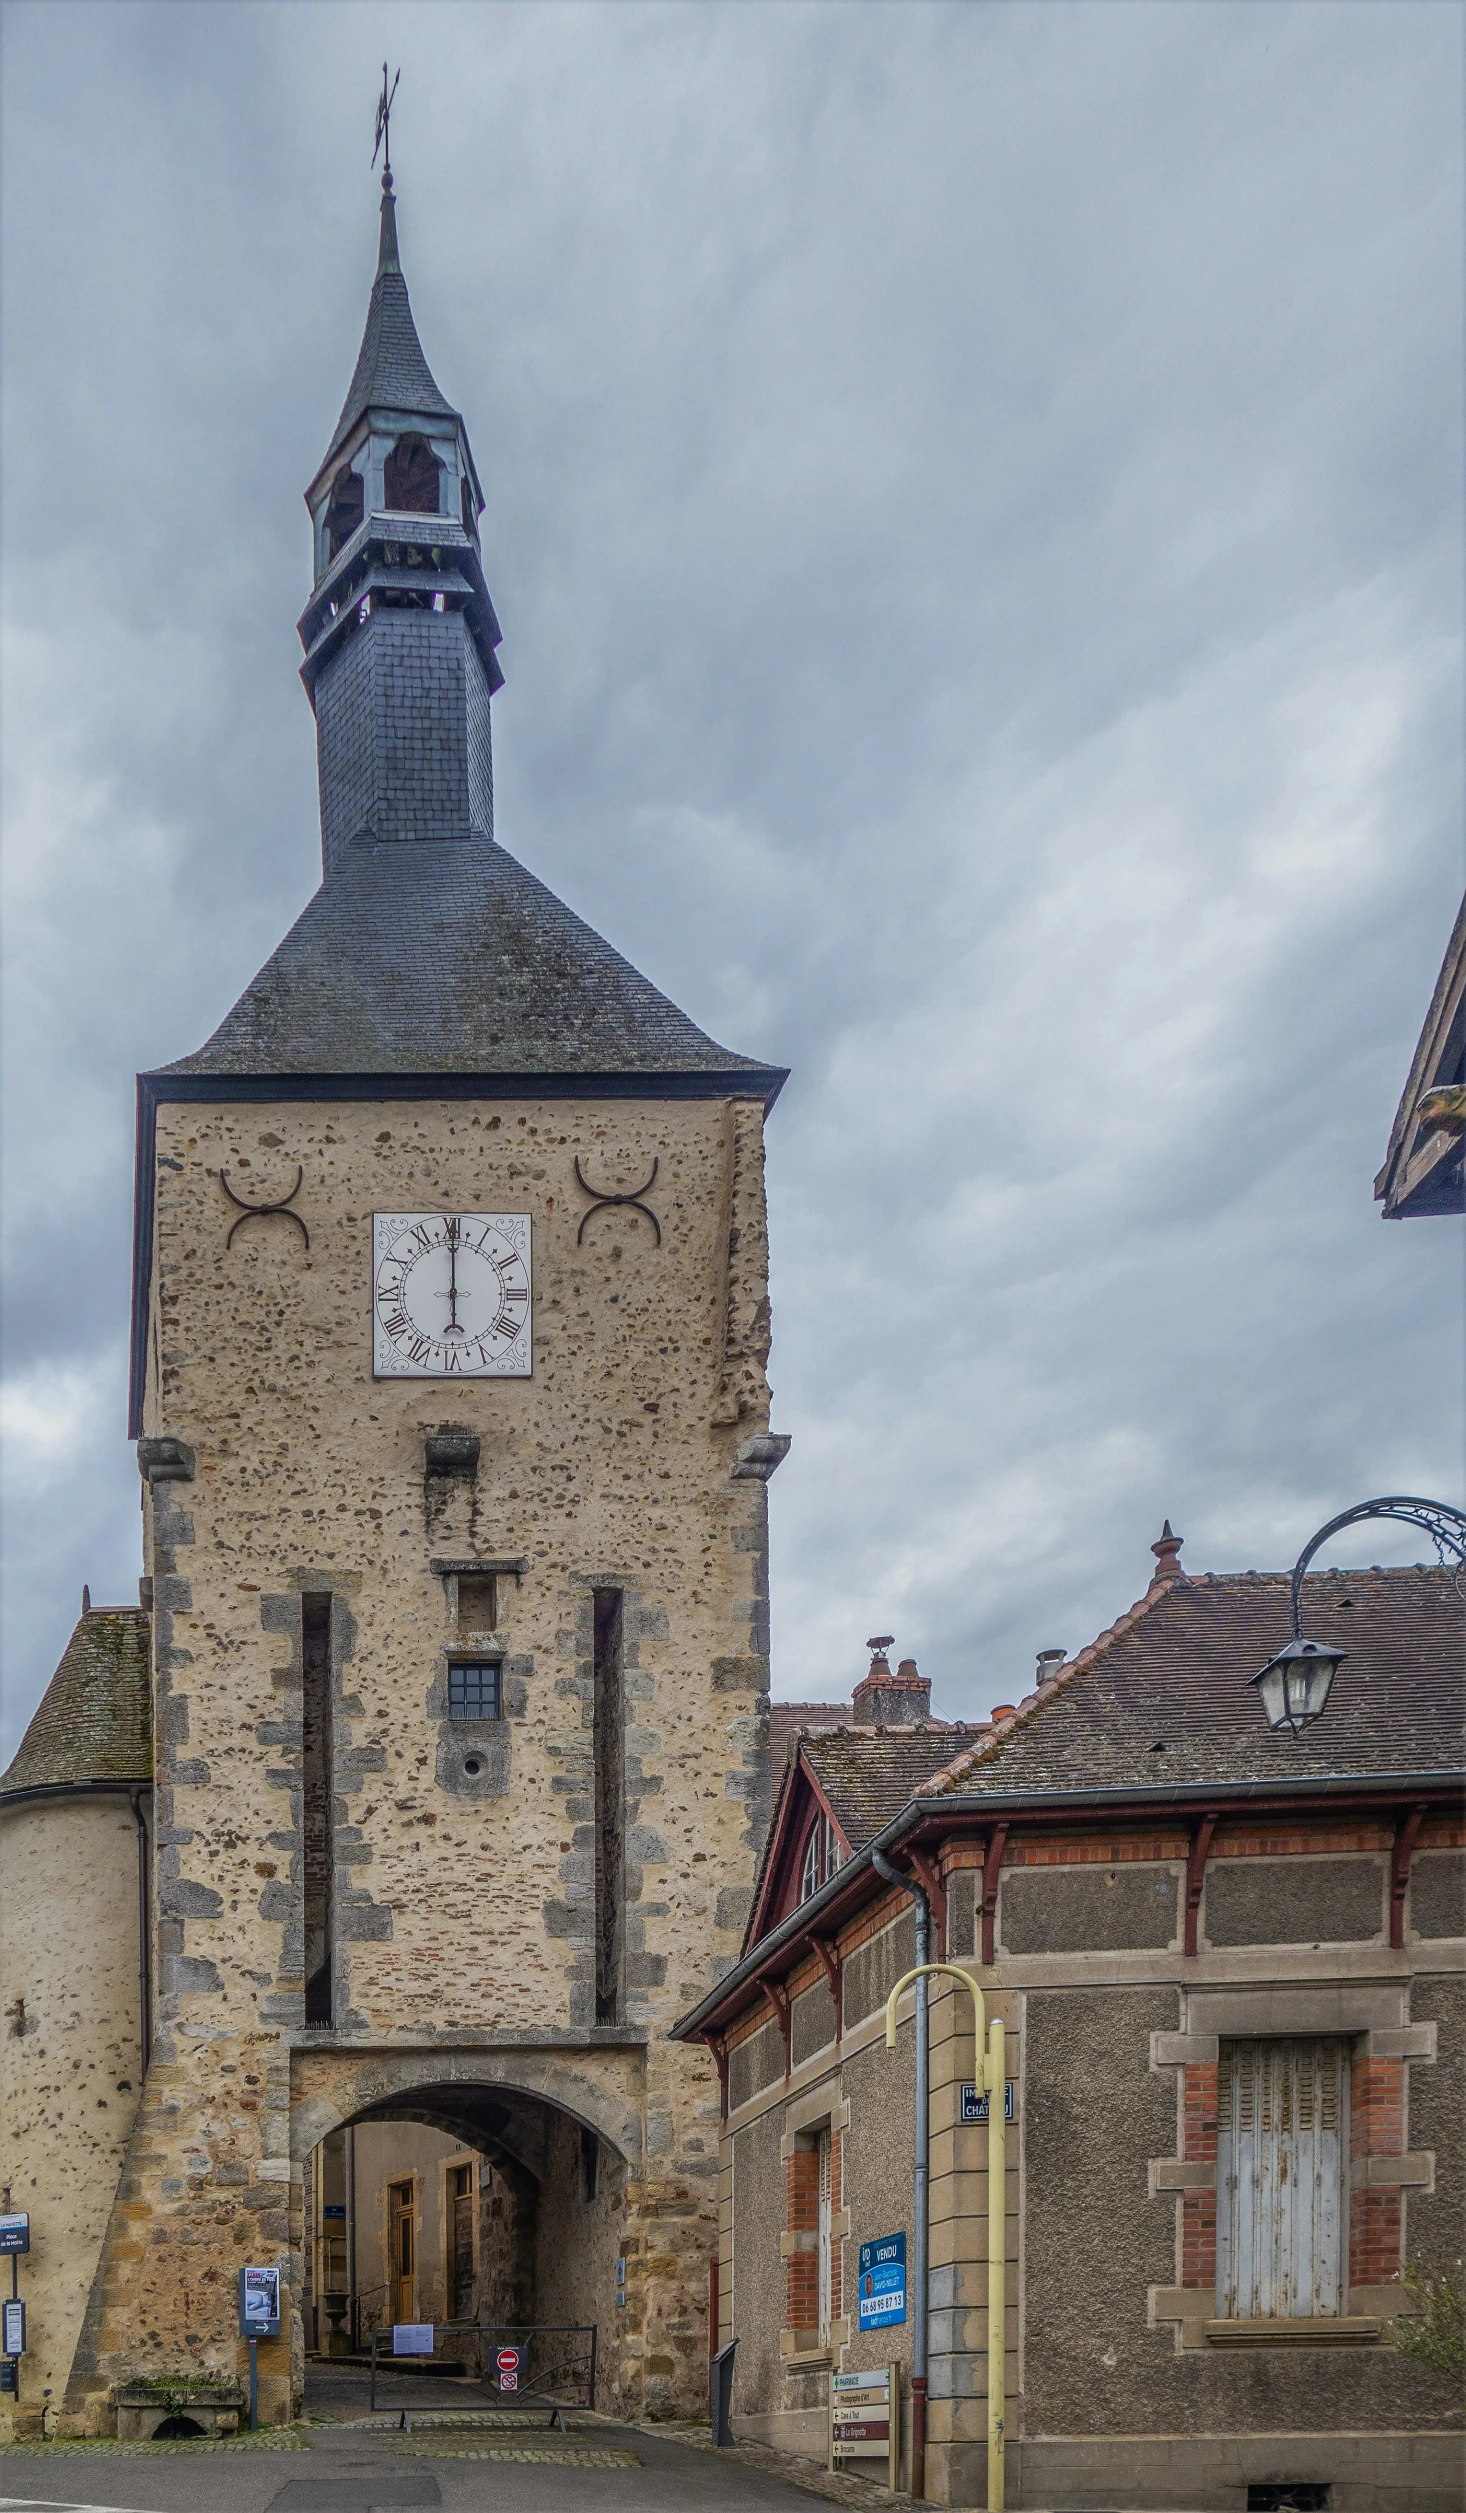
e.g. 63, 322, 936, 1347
384, 433, 442, 516
461, 474, 478, 535
326, 468, 364, 560
799, 1814, 843, 1906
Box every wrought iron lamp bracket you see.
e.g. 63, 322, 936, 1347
1288, 1495, 1466, 1636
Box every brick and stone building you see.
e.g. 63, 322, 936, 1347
677, 1529, 1465, 2511
0, 163, 788, 2435
1376, 890, 1466, 1218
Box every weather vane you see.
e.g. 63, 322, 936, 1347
373, 63, 400, 178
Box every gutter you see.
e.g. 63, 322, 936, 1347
671, 1766, 1465, 2042
0, 1779, 153, 1810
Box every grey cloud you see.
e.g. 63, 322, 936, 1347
1, 0, 1460, 1752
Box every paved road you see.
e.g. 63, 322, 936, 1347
0, 2414, 827, 2512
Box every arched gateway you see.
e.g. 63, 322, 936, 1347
0, 145, 787, 2442
295, 2055, 646, 2389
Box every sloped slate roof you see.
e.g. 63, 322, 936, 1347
804, 1728, 977, 1847
161, 837, 774, 1081
919, 1565, 1465, 1799
2, 1609, 152, 1795
321, 178, 458, 477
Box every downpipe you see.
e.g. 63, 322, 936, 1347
872, 1848, 929, 2498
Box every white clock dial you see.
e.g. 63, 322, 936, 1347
373, 1213, 532, 1379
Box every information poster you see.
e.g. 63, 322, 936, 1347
239, 2266, 281, 2338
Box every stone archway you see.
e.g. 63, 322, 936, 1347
291, 2043, 645, 2168
293, 2045, 644, 2401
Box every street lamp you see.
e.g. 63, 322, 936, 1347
1249, 1495, 1466, 1736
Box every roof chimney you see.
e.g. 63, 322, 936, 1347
1149, 1521, 1186, 1585
852, 1638, 933, 1727
1036, 1647, 1065, 1683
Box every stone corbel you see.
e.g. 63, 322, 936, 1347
137, 1437, 195, 1484
732, 1434, 791, 1482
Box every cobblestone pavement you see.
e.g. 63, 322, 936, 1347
0, 2359, 938, 2513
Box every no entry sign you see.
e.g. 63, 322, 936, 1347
496, 2345, 524, 2392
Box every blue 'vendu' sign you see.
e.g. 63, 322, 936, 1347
858, 2232, 907, 2330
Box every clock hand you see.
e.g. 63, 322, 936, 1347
436, 1218, 465, 1333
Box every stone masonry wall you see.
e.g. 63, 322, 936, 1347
64, 1088, 774, 2427
0, 1798, 146, 2440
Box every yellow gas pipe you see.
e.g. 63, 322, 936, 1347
885, 1964, 1005, 2511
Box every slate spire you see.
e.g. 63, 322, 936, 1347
155, 163, 785, 1105
319, 170, 458, 480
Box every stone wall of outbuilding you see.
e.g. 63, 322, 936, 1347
712, 1827, 1466, 2510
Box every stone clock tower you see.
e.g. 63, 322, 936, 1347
29, 168, 787, 2432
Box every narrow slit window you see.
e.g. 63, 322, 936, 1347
448, 1661, 501, 1721
593, 1588, 625, 2025
302, 1592, 334, 2027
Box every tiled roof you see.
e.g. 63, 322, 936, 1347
769, 1703, 850, 1763
320, 179, 458, 478
804, 1727, 978, 1847
919, 1564, 1465, 1798
160, 837, 778, 1083
1, 1609, 152, 1795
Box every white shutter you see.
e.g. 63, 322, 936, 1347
1217, 2038, 1347, 2319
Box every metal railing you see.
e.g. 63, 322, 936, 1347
369, 2322, 597, 2421
350, 2283, 391, 2354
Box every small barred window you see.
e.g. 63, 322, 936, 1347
448, 1661, 501, 1721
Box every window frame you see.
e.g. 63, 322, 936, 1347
798, 1812, 844, 1906
447, 1658, 503, 1722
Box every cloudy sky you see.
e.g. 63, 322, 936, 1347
1, 0, 1461, 1756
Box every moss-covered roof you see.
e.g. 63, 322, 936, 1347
1, 1608, 152, 1795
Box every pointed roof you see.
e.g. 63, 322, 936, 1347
2, 1609, 152, 1796
158, 837, 780, 1084
319, 172, 458, 479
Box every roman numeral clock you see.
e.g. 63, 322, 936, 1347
373, 1213, 532, 1377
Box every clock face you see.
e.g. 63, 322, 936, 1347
373, 1213, 532, 1378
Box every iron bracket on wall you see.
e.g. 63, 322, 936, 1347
220, 1164, 310, 1250
573, 1156, 661, 1246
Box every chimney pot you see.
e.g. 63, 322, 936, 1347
1036, 1648, 1065, 1681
